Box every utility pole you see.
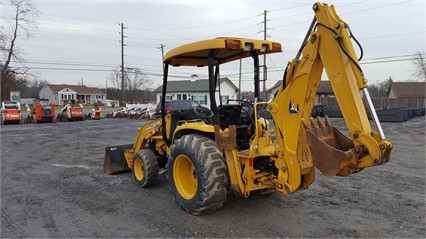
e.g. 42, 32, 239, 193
159, 44, 165, 70
262, 10, 269, 100
120, 23, 127, 106
238, 59, 242, 100
105, 79, 108, 99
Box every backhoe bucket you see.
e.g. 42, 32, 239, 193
103, 144, 133, 174
303, 116, 361, 176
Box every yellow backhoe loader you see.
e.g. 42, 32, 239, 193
103, 2, 393, 215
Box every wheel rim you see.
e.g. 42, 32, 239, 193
133, 158, 144, 181
174, 154, 197, 200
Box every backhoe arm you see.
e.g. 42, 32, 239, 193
269, 2, 393, 193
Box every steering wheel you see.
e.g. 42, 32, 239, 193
193, 106, 213, 118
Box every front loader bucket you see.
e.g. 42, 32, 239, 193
303, 116, 362, 176
103, 144, 133, 174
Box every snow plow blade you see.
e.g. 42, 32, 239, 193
103, 144, 133, 174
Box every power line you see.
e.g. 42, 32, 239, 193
7, 1, 419, 57
270, 3, 312, 12
363, 54, 422, 61
22, 43, 119, 56
13, 67, 111, 72
361, 58, 420, 65
11, 60, 117, 68
127, 15, 260, 31
31, 37, 117, 47
269, 0, 370, 21
42, 13, 118, 25
125, 54, 160, 61
13, 54, 418, 75
37, 21, 118, 33
359, 31, 425, 40
342, 0, 415, 15
272, 0, 415, 29
34, 31, 117, 42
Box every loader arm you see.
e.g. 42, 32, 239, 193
103, 118, 166, 174
269, 2, 393, 193
123, 118, 166, 169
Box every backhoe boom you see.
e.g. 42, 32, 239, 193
269, 2, 393, 193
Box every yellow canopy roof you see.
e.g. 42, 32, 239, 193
163, 37, 283, 67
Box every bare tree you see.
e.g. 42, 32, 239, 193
125, 68, 151, 103
107, 67, 151, 103
369, 77, 393, 98
411, 51, 426, 81
29, 79, 49, 98
107, 67, 122, 89
1, 0, 40, 101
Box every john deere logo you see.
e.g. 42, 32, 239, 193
289, 99, 299, 115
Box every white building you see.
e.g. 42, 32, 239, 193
39, 84, 106, 105
153, 77, 238, 108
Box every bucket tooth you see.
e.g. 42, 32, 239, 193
308, 116, 332, 138
303, 116, 360, 176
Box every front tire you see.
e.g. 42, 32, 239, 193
168, 134, 229, 215
132, 149, 159, 187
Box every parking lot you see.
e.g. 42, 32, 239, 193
1, 117, 425, 238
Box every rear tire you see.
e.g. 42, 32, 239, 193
168, 134, 229, 215
132, 149, 159, 187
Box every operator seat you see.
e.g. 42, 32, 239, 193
217, 104, 251, 150
217, 104, 242, 129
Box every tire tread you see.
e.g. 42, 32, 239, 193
169, 134, 229, 215
133, 149, 159, 187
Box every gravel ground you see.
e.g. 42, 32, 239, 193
1, 117, 425, 238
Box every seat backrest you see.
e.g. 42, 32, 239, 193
217, 104, 242, 128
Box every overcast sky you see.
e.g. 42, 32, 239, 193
2, 0, 425, 91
